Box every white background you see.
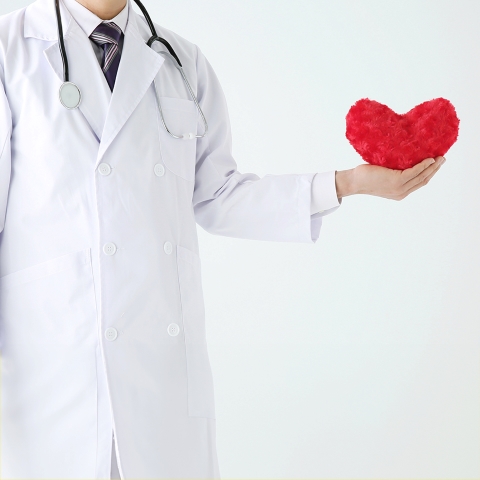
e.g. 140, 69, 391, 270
2, 0, 480, 478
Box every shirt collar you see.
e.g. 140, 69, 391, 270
61, 0, 129, 38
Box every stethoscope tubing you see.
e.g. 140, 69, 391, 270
55, 0, 69, 82
153, 50, 209, 139
54, 0, 208, 139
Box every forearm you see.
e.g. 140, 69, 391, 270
335, 169, 357, 199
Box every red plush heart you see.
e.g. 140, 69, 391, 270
345, 98, 459, 170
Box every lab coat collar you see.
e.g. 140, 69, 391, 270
25, 0, 166, 160
24, 0, 72, 41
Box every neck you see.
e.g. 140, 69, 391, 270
75, 0, 127, 20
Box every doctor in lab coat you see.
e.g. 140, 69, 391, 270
0, 0, 445, 478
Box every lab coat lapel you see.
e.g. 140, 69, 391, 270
43, 19, 112, 143
96, 11, 165, 166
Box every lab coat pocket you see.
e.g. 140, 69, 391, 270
157, 96, 198, 182
0, 249, 91, 291
176, 245, 216, 419
0, 248, 97, 344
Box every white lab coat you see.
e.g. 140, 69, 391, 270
0, 0, 338, 478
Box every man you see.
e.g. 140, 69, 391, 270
0, 0, 445, 478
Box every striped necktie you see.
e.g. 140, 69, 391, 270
90, 22, 123, 91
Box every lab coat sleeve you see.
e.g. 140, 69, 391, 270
192, 45, 340, 244
0, 67, 12, 236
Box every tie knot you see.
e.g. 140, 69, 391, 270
90, 22, 122, 46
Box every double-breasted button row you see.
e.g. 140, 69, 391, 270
104, 323, 180, 341
98, 164, 173, 341
97, 163, 165, 177
102, 242, 172, 256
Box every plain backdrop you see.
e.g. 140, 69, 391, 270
1, 0, 480, 479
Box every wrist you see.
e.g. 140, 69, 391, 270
335, 169, 357, 198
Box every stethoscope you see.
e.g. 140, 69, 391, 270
54, 0, 208, 140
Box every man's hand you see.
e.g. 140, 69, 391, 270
335, 156, 446, 200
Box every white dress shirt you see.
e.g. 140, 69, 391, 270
62, 0, 129, 65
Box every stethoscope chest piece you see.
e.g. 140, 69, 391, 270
59, 82, 81, 109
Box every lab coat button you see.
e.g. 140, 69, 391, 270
167, 323, 180, 336
154, 164, 165, 177
103, 243, 117, 255
164, 242, 173, 255
105, 327, 118, 341
98, 163, 112, 176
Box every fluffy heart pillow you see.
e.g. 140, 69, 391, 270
345, 98, 460, 170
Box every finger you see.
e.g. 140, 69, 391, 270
398, 161, 444, 199
399, 180, 429, 198
401, 163, 441, 195
400, 157, 440, 183
402, 156, 445, 191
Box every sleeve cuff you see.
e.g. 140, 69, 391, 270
310, 170, 341, 215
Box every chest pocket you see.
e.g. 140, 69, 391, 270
157, 96, 198, 182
